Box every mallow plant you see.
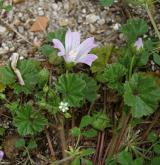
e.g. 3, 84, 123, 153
0, 3, 160, 165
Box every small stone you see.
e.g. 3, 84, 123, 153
52, 3, 58, 10
0, 25, 7, 34
0, 48, 9, 55
112, 23, 121, 31
38, 7, 44, 16
97, 19, 105, 25
18, 12, 23, 18
64, 3, 69, 10
38, 10, 44, 16
59, 19, 69, 26
90, 24, 96, 33
86, 14, 100, 24
18, 26, 24, 33
82, 8, 86, 14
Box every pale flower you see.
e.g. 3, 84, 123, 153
52, 29, 98, 66
59, 101, 69, 113
134, 38, 143, 50
0, 150, 4, 161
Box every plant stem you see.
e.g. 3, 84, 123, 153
58, 117, 67, 164
141, 111, 160, 141
25, 147, 34, 165
129, 54, 135, 80
146, 4, 160, 40
51, 155, 75, 165
45, 129, 56, 160
75, 134, 81, 149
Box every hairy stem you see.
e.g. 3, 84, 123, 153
146, 4, 160, 40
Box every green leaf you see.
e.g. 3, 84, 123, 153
151, 157, 160, 165
147, 132, 158, 143
153, 144, 160, 155
80, 74, 98, 102
99, 0, 114, 6
91, 112, 110, 131
0, 65, 16, 85
56, 73, 86, 107
137, 39, 154, 66
46, 28, 66, 43
80, 115, 93, 128
38, 68, 49, 87
14, 59, 41, 94
3, 5, 12, 12
82, 128, 97, 138
118, 151, 132, 165
103, 63, 127, 93
27, 140, 37, 149
82, 159, 93, 165
153, 53, 160, 65
15, 139, 25, 148
40, 44, 62, 64
91, 45, 113, 73
124, 73, 160, 118
133, 158, 143, 165
71, 158, 81, 165
0, 127, 5, 136
121, 19, 148, 43
71, 127, 81, 137
81, 149, 95, 156
14, 105, 48, 136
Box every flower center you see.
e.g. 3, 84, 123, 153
69, 49, 78, 61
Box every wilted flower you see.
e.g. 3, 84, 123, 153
59, 101, 69, 112
52, 29, 98, 66
0, 150, 4, 161
134, 38, 143, 50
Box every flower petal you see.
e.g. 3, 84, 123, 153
76, 37, 97, 58
76, 54, 97, 66
134, 38, 143, 50
52, 39, 65, 56
65, 29, 81, 53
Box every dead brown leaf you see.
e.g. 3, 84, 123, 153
3, 135, 20, 159
30, 16, 48, 32
13, 0, 25, 4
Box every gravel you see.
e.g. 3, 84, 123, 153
0, 0, 150, 63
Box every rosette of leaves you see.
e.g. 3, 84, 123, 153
121, 18, 148, 43
14, 105, 48, 136
56, 73, 86, 107
124, 73, 160, 118
103, 63, 127, 93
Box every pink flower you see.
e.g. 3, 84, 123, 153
52, 30, 98, 66
134, 38, 143, 50
0, 150, 4, 161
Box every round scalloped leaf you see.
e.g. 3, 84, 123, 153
103, 63, 127, 93
121, 18, 148, 43
56, 73, 86, 107
80, 74, 98, 103
124, 73, 160, 118
14, 105, 48, 136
